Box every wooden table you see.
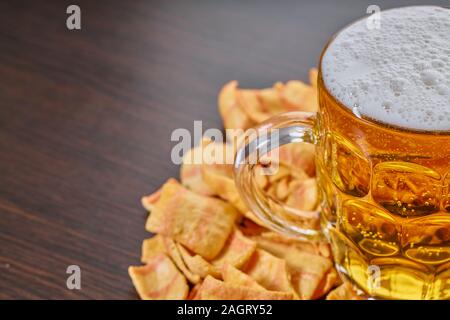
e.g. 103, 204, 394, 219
0, 0, 438, 299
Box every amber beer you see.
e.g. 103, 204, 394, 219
317, 75, 450, 299
235, 6, 450, 299
316, 6, 450, 299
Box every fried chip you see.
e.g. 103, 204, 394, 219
176, 243, 220, 279
309, 68, 318, 88
196, 141, 268, 226
267, 165, 291, 184
251, 150, 318, 230
180, 137, 237, 197
326, 282, 363, 300
250, 231, 331, 258
238, 218, 268, 237
311, 267, 339, 299
219, 81, 255, 131
187, 283, 203, 300
219, 74, 319, 131
145, 179, 238, 260
211, 229, 257, 269
243, 211, 266, 227
180, 138, 216, 196
284, 250, 335, 299
278, 143, 316, 177
129, 253, 188, 300
242, 249, 297, 296
275, 176, 290, 200
248, 232, 336, 299
285, 178, 319, 211
260, 177, 321, 232
200, 143, 249, 215
259, 84, 286, 113
174, 229, 256, 280
200, 276, 293, 300
202, 163, 248, 214
222, 264, 266, 290
141, 187, 162, 212
237, 89, 270, 124
141, 235, 166, 263
281, 80, 318, 113
245, 89, 291, 123
254, 170, 270, 190
261, 180, 320, 233
163, 237, 202, 284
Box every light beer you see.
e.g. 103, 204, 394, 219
317, 6, 450, 299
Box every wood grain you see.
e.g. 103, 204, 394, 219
0, 0, 439, 299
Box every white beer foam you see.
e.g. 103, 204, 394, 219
321, 6, 450, 131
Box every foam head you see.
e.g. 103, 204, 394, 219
321, 6, 450, 132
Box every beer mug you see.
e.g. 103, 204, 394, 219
234, 6, 450, 299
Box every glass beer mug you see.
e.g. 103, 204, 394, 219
234, 6, 450, 299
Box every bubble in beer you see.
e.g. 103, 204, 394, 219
322, 6, 450, 131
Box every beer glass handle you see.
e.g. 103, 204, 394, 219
234, 111, 321, 240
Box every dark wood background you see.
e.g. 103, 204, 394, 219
0, 0, 443, 299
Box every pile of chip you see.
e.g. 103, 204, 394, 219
128, 69, 361, 300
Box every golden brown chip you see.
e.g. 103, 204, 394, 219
211, 229, 257, 269
267, 165, 291, 184
238, 218, 268, 237
284, 250, 335, 299
187, 283, 203, 300
312, 267, 340, 299
201, 147, 249, 215
201, 137, 237, 166
180, 138, 216, 196
220, 78, 319, 129
250, 231, 331, 258
219, 81, 255, 131
290, 167, 311, 181
242, 249, 297, 296
222, 264, 266, 290
176, 243, 221, 279
243, 211, 266, 227
198, 139, 265, 226
326, 282, 363, 300
254, 86, 293, 123
145, 179, 238, 260
262, 177, 320, 232
128, 253, 189, 300
248, 232, 336, 299
254, 170, 270, 190
200, 276, 293, 300
246, 91, 286, 123
309, 68, 318, 88
163, 237, 202, 284
174, 229, 256, 280
285, 178, 319, 211
141, 235, 166, 263
258, 85, 287, 114
237, 89, 268, 124
280, 80, 318, 113
141, 187, 162, 212
278, 143, 316, 177
202, 164, 248, 214
275, 177, 290, 200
